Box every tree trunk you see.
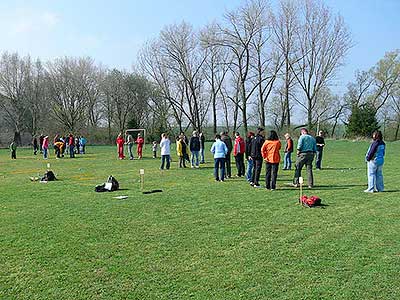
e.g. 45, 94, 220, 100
14, 131, 22, 146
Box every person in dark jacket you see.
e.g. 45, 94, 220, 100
32, 136, 38, 155
39, 134, 44, 154
221, 131, 233, 178
364, 130, 386, 193
199, 132, 206, 163
189, 131, 201, 168
315, 130, 325, 169
250, 127, 265, 188
245, 131, 255, 182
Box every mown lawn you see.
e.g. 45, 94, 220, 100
1, 140, 399, 300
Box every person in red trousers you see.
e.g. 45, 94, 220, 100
136, 133, 144, 159
116, 133, 125, 159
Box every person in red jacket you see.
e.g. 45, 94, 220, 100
136, 133, 144, 159
233, 132, 246, 177
261, 130, 281, 190
116, 133, 125, 159
283, 133, 293, 170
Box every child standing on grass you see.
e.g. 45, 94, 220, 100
152, 141, 157, 158
116, 132, 125, 160
10, 141, 17, 159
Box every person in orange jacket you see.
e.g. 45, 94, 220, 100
116, 132, 125, 159
261, 130, 281, 190
136, 133, 144, 159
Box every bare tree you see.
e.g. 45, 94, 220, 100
271, 0, 299, 128
290, 0, 352, 129
200, 23, 231, 135
212, 0, 268, 132
46, 57, 97, 132
0, 52, 32, 144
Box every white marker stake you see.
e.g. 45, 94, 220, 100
47, 163, 51, 169
299, 177, 304, 204
139, 169, 145, 191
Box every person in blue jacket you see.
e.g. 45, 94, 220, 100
365, 130, 386, 193
211, 134, 228, 182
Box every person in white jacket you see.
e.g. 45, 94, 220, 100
160, 133, 171, 170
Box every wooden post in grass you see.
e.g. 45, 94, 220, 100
139, 169, 145, 192
299, 177, 304, 204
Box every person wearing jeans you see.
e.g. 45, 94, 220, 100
189, 131, 201, 168
211, 134, 228, 182
283, 133, 293, 170
245, 131, 255, 182
160, 133, 171, 170
365, 130, 385, 193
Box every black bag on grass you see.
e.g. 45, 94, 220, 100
95, 175, 119, 192
41, 170, 56, 182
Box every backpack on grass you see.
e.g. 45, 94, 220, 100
41, 170, 56, 182
300, 195, 322, 208
95, 175, 119, 192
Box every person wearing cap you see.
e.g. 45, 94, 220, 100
293, 128, 317, 188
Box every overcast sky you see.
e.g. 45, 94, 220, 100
1, 0, 399, 94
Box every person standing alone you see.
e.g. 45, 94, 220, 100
364, 130, 385, 193
315, 130, 325, 169
160, 133, 171, 170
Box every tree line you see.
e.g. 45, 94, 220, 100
0, 0, 399, 146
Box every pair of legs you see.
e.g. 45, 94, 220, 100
214, 157, 226, 181
69, 146, 75, 158
265, 163, 279, 189
246, 159, 254, 182
137, 146, 143, 159
11, 150, 16, 159
118, 145, 124, 159
191, 150, 199, 167
283, 152, 292, 170
225, 152, 232, 177
160, 155, 170, 169
293, 152, 315, 187
235, 153, 245, 176
365, 160, 384, 192
128, 143, 134, 160
251, 158, 263, 186
43, 148, 48, 159
316, 149, 323, 169
200, 148, 205, 163
179, 156, 186, 168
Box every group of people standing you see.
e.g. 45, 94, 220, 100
9, 134, 87, 160
211, 127, 326, 190
116, 132, 145, 160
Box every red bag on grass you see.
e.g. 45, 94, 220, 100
300, 195, 322, 208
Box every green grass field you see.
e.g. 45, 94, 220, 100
1, 140, 400, 300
